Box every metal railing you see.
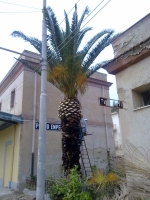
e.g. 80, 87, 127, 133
26, 177, 51, 194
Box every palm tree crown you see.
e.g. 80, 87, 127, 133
12, 5, 118, 99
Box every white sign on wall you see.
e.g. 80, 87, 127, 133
35, 122, 61, 131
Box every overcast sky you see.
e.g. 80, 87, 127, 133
0, 0, 150, 100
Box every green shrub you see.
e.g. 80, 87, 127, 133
48, 166, 95, 200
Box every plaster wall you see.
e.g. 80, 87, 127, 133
0, 72, 23, 115
112, 14, 150, 57
116, 56, 150, 157
80, 82, 114, 153
0, 125, 20, 188
112, 112, 123, 156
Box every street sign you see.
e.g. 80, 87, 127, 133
99, 97, 123, 109
35, 122, 61, 131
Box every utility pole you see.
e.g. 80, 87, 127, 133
36, 0, 47, 199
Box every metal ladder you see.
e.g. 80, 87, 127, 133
80, 135, 92, 176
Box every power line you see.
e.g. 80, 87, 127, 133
59, 0, 81, 25
0, 11, 41, 14
0, 1, 41, 10
0, 47, 41, 61
47, 0, 111, 63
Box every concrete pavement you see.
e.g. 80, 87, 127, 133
0, 187, 12, 197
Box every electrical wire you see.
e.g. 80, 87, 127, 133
59, 0, 81, 25
0, 11, 41, 14
0, 1, 41, 10
0, 0, 81, 14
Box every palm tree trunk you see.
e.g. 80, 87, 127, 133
58, 97, 81, 175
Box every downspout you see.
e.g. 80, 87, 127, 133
31, 72, 37, 176
10, 125, 16, 188
102, 86, 111, 170
102, 86, 109, 150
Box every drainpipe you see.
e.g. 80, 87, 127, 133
102, 86, 111, 171
31, 72, 37, 176
10, 125, 16, 188
102, 86, 109, 150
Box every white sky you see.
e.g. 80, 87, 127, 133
0, 0, 150, 100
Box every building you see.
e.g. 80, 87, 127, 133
0, 50, 115, 189
103, 13, 150, 158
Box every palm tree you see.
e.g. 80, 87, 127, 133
11, 5, 119, 175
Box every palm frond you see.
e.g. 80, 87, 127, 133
64, 10, 70, 38
80, 29, 114, 60
15, 58, 41, 75
88, 169, 119, 188
71, 4, 78, 33
86, 61, 111, 77
78, 6, 89, 29
82, 31, 115, 69
45, 7, 63, 58
77, 27, 92, 50
11, 31, 42, 53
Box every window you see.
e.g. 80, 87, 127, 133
132, 83, 150, 109
10, 89, 15, 108
142, 90, 150, 106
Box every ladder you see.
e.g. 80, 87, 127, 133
80, 135, 92, 176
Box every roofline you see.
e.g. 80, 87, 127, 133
0, 111, 24, 124
0, 50, 40, 85
102, 36, 150, 74
88, 77, 112, 88
112, 13, 150, 43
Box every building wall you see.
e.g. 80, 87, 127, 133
111, 112, 123, 156
116, 56, 150, 157
112, 14, 150, 57
0, 124, 20, 189
0, 71, 24, 115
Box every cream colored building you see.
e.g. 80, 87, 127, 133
0, 50, 115, 189
103, 13, 150, 159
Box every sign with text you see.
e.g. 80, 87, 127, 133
99, 97, 123, 109
35, 122, 61, 131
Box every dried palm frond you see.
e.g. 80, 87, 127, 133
87, 169, 120, 188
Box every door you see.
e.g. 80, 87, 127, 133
3, 144, 12, 187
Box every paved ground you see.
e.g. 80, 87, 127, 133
0, 187, 50, 200
0, 187, 35, 200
